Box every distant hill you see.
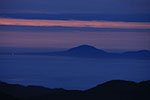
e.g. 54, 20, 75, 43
1, 45, 150, 59
122, 50, 150, 59
15, 45, 150, 59
0, 80, 150, 100
52, 45, 108, 58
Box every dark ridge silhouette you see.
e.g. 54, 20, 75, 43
0, 80, 150, 100
122, 50, 150, 59
0, 81, 67, 100
1, 45, 150, 59
57, 45, 108, 58
67, 45, 106, 53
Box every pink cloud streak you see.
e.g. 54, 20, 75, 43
0, 18, 150, 29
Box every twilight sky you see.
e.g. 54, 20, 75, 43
0, 0, 150, 51
0, 0, 150, 14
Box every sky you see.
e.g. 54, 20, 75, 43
0, 0, 150, 14
0, 0, 150, 51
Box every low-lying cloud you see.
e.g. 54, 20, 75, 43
0, 18, 150, 29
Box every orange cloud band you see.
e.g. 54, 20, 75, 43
0, 17, 150, 29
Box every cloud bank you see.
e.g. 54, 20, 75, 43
0, 18, 150, 29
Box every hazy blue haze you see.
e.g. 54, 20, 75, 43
0, 55, 149, 90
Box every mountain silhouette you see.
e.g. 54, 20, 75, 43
52, 45, 150, 59
122, 50, 150, 59
60, 45, 107, 57
0, 80, 150, 100
67, 45, 106, 53
3, 44, 150, 59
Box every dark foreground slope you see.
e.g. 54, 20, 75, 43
0, 80, 150, 100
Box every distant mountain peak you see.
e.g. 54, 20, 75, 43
137, 50, 150, 53
76, 44, 96, 48
67, 45, 106, 53
69, 44, 97, 49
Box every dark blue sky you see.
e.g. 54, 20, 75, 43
0, 0, 150, 14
